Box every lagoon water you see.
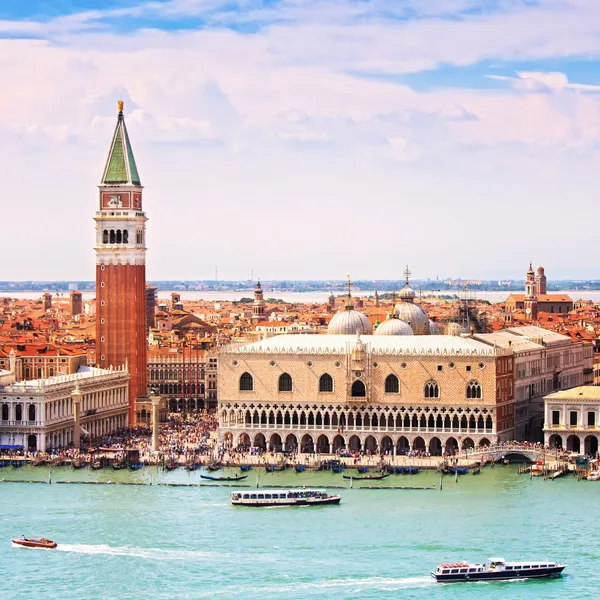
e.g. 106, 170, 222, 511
0, 465, 597, 600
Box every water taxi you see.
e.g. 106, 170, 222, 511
432, 557, 565, 582
231, 489, 341, 507
12, 537, 57, 549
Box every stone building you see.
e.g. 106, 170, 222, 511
0, 344, 87, 382
0, 365, 129, 451
472, 326, 591, 440
218, 334, 511, 455
544, 386, 600, 455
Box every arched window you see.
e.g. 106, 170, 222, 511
15, 404, 22, 421
28, 405, 36, 422
102, 230, 108, 244
278, 373, 293, 392
424, 380, 439, 398
239, 372, 253, 391
319, 373, 333, 393
351, 380, 366, 397
385, 374, 399, 393
1, 404, 8, 421
116, 230, 122, 244
123, 230, 129, 244
109, 230, 116, 244
466, 380, 482, 399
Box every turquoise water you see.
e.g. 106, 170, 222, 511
0, 465, 596, 599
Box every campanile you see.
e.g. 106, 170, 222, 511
94, 101, 148, 423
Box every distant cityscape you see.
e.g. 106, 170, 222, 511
3, 279, 600, 293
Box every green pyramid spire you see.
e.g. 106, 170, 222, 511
102, 101, 141, 186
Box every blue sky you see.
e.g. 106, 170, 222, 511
1, 0, 600, 280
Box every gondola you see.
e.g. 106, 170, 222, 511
240, 465, 252, 472
129, 463, 143, 471
206, 464, 221, 472
72, 461, 87, 469
112, 462, 126, 470
164, 463, 178, 471
295, 465, 306, 473
185, 463, 199, 472
200, 474, 248, 482
91, 462, 102, 470
342, 472, 390, 481
265, 465, 286, 473
472, 466, 481, 475
12, 460, 25, 468
332, 464, 345, 473
357, 466, 369, 473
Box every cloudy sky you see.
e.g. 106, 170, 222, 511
1, 0, 599, 281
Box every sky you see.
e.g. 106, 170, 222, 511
1, 0, 600, 281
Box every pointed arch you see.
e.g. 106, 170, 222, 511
466, 380, 482, 399
384, 374, 400, 394
424, 380, 439, 398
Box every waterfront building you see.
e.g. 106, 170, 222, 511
506, 264, 573, 315
472, 326, 592, 440
0, 365, 129, 451
218, 324, 590, 452
218, 334, 511, 454
94, 101, 148, 423
544, 386, 600, 454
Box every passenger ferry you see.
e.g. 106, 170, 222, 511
432, 557, 565, 582
230, 489, 341, 507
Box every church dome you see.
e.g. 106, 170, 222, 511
398, 284, 416, 301
394, 302, 430, 335
328, 297, 373, 335
429, 319, 440, 335
374, 315, 413, 336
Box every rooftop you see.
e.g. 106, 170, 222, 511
222, 334, 496, 356
545, 386, 600, 401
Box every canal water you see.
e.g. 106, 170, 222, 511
0, 465, 596, 599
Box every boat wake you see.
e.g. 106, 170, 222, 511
212, 576, 433, 596
57, 544, 227, 561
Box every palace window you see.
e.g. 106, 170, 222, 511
466, 380, 482, 399
424, 380, 439, 398
239, 372, 254, 391
278, 373, 293, 392
385, 374, 400, 394
102, 230, 108, 244
319, 373, 334, 393
351, 380, 366, 397
123, 230, 129, 244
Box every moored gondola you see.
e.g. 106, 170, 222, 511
342, 472, 390, 481
200, 474, 248, 482
240, 465, 252, 472
295, 465, 306, 473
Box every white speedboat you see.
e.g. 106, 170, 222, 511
432, 557, 565, 582
587, 470, 600, 481
231, 489, 341, 507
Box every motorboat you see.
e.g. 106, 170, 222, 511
231, 489, 341, 507
12, 537, 57, 549
432, 557, 565, 582
587, 470, 600, 481
200, 474, 247, 482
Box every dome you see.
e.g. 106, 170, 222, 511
537, 266, 545, 275
328, 306, 373, 335
374, 315, 413, 336
394, 302, 430, 335
398, 284, 416, 301
429, 319, 440, 335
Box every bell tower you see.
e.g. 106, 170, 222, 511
524, 262, 538, 322
94, 101, 148, 424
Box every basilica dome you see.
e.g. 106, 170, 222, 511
429, 319, 440, 335
374, 315, 413, 336
394, 302, 430, 335
327, 294, 373, 335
